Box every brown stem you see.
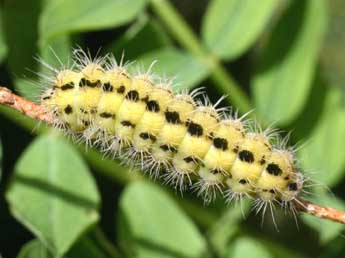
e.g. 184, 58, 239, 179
1, 86, 345, 225
0, 87, 52, 123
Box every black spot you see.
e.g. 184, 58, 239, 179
141, 96, 149, 103
288, 182, 298, 191
260, 157, 266, 165
102, 82, 113, 92
238, 150, 254, 163
139, 132, 157, 142
233, 146, 239, 153
64, 105, 73, 114
121, 120, 135, 128
146, 100, 160, 112
160, 144, 177, 153
100, 112, 115, 119
126, 90, 139, 102
61, 82, 74, 90
284, 176, 290, 180
187, 121, 203, 137
79, 78, 101, 88
79, 78, 87, 87
165, 111, 181, 124
184, 156, 198, 163
213, 137, 228, 150
239, 179, 248, 184
88, 80, 101, 88
266, 163, 282, 176
269, 189, 275, 194
42, 96, 51, 100
91, 107, 97, 114
117, 85, 125, 94
80, 108, 88, 114
82, 120, 90, 126
210, 168, 222, 175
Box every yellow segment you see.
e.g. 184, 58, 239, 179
132, 85, 173, 152
172, 106, 218, 175
255, 150, 294, 201
150, 94, 195, 164
226, 133, 272, 194
114, 75, 153, 143
198, 119, 245, 183
94, 69, 131, 134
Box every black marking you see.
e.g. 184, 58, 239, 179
64, 105, 73, 114
79, 78, 101, 88
213, 137, 228, 151
260, 157, 266, 165
126, 90, 139, 102
233, 145, 239, 153
102, 82, 113, 92
61, 82, 74, 90
165, 111, 181, 124
284, 176, 290, 180
141, 96, 149, 103
186, 121, 203, 137
269, 189, 275, 194
139, 132, 157, 142
210, 168, 222, 175
121, 120, 135, 128
183, 156, 198, 164
239, 179, 248, 184
146, 100, 160, 112
207, 132, 214, 140
80, 108, 88, 114
42, 96, 51, 100
266, 163, 282, 176
117, 85, 125, 94
82, 120, 90, 126
238, 150, 254, 163
100, 112, 115, 119
91, 107, 97, 114
288, 182, 298, 191
160, 144, 178, 153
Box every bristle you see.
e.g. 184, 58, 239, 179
37, 48, 308, 224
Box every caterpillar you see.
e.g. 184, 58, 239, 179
38, 49, 305, 220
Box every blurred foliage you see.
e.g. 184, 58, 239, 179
0, 0, 345, 258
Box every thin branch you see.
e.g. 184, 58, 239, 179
1, 86, 345, 225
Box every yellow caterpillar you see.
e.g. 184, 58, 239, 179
40, 49, 304, 214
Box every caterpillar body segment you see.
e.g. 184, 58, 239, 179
40, 50, 304, 216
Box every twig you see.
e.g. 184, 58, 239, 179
1, 86, 345, 225
0, 87, 52, 123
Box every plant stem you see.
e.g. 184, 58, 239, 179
150, 0, 252, 113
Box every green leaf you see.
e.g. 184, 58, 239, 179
118, 181, 207, 258
208, 201, 250, 258
17, 237, 111, 258
40, 0, 148, 43
0, 137, 2, 182
252, 0, 328, 125
228, 237, 273, 258
302, 192, 345, 244
6, 134, 100, 256
3, 0, 41, 99
66, 236, 110, 258
136, 47, 210, 91
0, 9, 8, 63
202, 0, 277, 60
299, 86, 345, 186
17, 240, 52, 258
108, 14, 172, 60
